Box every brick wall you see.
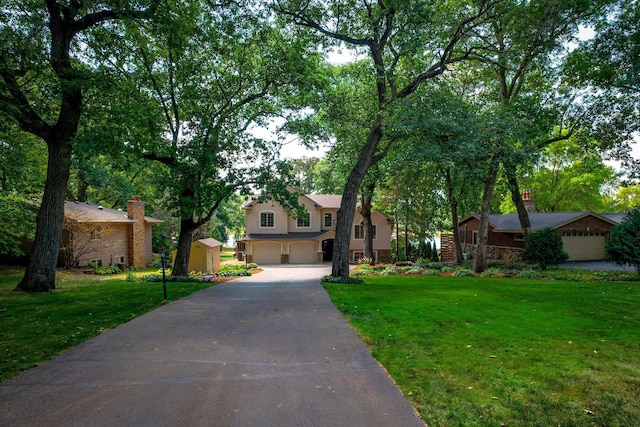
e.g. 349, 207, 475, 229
127, 197, 146, 269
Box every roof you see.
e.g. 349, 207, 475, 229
460, 211, 623, 232
195, 238, 223, 248
64, 201, 163, 224
243, 194, 343, 209
244, 231, 333, 240
305, 194, 343, 208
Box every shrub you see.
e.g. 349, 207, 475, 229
405, 267, 424, 275
606, 208, 640, 276
357, 256, 374, 265
321, 275, 363, 284
381, 266, 399, 276
414, 258, 430, 267
126, 270, 138, 282
516, 269, 541, 279
522, 227, 569, 270
350, 268, 370, 277
423, 268, 441, 276
453, 268, 475, 277
94, 265, 122, 275
441, 265, 455, 273
395, 261, 412, 267
481, 267, 505, 278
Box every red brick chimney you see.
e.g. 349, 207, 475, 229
523, 189, 535, 212
127, 196, 146, 269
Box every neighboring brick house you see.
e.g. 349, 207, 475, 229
238, 193, 393, 264
60, 197, 162, 269
441, 211, 624, 263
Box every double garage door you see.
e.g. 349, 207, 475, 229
561, 233, 607, 261
251, 241, 317, 265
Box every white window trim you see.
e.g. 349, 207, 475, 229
259, 210, 276, 229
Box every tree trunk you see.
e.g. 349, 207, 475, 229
171, 217, 198, 277
473, 158, 499, 273
16, 140, 71, 292
505, 165, 532, 242
444, 168, 464, 264
359, 184, 375, 263
331, 117, 383, 277
394, 209, 399, 262
404, 203, 409, 261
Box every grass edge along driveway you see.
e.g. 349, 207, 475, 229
323, 275, 640, 427
0, 267, 218, 383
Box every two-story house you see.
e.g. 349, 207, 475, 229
238, 194, 393, 265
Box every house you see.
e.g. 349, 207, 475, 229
61, 197, 163, 269
441, 211, 624, 262
238, 193, 393, 264
172, 238, 223, 273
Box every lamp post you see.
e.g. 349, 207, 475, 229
160, 249, 168, 301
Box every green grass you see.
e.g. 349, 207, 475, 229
324, 275, 640, 426
0, 267, 217, 383
221, 246, 235, 260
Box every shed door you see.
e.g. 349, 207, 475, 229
289, 241, 317, 264
251, 242, 282, 264
561, 233, 607, 261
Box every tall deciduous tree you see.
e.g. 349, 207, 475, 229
0, 0, 159, 291
275, 0, 503, 277
122, 2, 323, 275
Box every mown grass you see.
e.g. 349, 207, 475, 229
0, 267, 217, 383
324, 275, 640, 426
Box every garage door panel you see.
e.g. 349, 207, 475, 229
289, 242, 317, 264
562, 235, 606, 261
251, 242, 282, 264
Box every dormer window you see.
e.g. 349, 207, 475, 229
260, 211, 275, 228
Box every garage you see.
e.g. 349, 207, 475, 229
561, 233, 607, 261
288, 241, 318, 264
251, 241, 282, 265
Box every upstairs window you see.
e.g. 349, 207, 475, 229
354, 224, 377, 239
297, 211, 311, 228
324, 213, 333, 228
260, 211, 275, 228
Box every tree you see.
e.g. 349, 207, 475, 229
606, 208, 640, 276
275, 0, 503, 277
123, 3, 322, 276
499, 138, 619, 212
1, 1, 159, 291
522, 227, 569, 270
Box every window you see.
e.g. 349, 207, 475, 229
90, 259, 103, 267
472, 231, 479, 245
324, 213, 333, 228
514, 233, 524, 241
260, 211, 275, 228
90, 227, 102, 240
296, 211, 310, 228
354, 225, 376, 239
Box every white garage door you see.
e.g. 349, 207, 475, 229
562, 233, 607, 261
289, 241, 317, 264
251, 242, 282, 265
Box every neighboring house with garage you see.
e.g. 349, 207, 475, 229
60, 197, 163, 269
238, 193, 393, 265
441, 211, 625, 262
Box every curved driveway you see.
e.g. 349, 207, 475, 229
0, 266, 424, 427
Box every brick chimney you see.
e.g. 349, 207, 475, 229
523, 189, 535, 212
127, 196, 146, 269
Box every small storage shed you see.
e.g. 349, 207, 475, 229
174, 238, 223, 273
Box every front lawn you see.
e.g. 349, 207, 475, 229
0, 267, 218, 383
324, 275, 640, 426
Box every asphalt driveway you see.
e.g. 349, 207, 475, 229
0, 266, 424, 427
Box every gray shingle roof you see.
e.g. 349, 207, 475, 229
470, 211, 624, 232
64, 201, 163, 223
